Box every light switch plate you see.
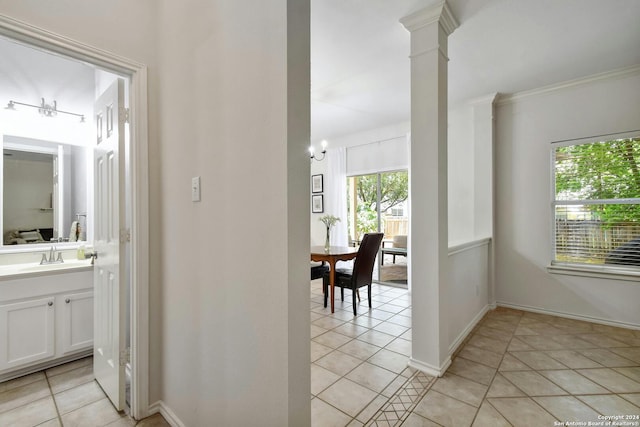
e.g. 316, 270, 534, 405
192, 176, 201, 202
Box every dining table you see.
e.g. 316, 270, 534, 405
310, 245, 359, 313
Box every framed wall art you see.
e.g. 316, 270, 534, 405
311, 174, 323, 193
311, 194, 324, 213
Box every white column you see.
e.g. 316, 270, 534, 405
401, 1, 458, 376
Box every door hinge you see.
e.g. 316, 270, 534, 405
124, 107, 130, 124
119, 348, 131, 366
120, 228, 131, 243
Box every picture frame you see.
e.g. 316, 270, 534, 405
311, 174, 324, 193
311, 194, 324, 213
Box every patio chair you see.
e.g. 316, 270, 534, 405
322, 232, 384, 315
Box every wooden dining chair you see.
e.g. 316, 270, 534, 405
322, 232, 384, 315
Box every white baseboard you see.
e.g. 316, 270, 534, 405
149, 400, 185, 427
408, 356, 452, 378
497, 301, 640, 331
448, 304, 491, 354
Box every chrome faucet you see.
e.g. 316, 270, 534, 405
40, 246, 64, 265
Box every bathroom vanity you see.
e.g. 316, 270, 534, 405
0, 259, 93, 381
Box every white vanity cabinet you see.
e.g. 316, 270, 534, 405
0, 266, 93, 377
0, 296, 56, 370
60, 290, 94, 354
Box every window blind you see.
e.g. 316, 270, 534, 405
553, 137, 640, 267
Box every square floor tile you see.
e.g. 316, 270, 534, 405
384, 338, 411, 357
498, 354, 532, 371
367, 349, 409, 374
501, 371, 568, 396
511, 351, 568, 370
615, 367, 640, 383
458, 345, 503, 369
316, 350, 363, 377
311, 364, 341, 396
346, 362, 397, 393
413, 390, 477, 426
577, 368, 640, 393
0, 396, 58, 427
544, 350, 603, 369
401, 412, 441, 426
318, 378, 378, 417
577, 394, 640, 416
47, 365, 94, 394
467, 334, 509, 354
488, 397, 558, 427
313, 331, 353, 349
0, 378, 50, 414
358, 330, 396, 348
533, 396, 600, 423
373, 321, 408, 337
61, 397, 123, 427
431, 373, 488, 407
578, 348, 637, 367
0, 372, 45, 394
355, 394, 388, 423
54, 380, 107, 415
311, 341, 334, 362
333, 323, 369, 338
538, 370, 608, 395
448, 357, 497, 385
486, 373, 525, 398
339, 340, 381, 361
471, 401, 511, 427
311, 398, 352, 427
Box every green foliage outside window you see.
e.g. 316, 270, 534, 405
555, 138, 640, 223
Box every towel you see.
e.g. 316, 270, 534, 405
69, 221, 79, 242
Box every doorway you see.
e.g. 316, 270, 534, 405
347, 170, 408, 285
0, 15, 149, 420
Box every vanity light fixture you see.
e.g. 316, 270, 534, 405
5, 98, 85, 122
310, 139, 328, 161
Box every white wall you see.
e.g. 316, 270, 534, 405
155, 1, 309, 426
0, 2, 310, 425
495, 69, 640, 327
447, 240, 490, 351
448, 104, 474, 244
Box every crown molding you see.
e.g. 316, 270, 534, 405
467, 92, 499, 107
400, 1, 459, 36
496, 64, 640, 106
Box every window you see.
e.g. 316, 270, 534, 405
552, 136, 640, 268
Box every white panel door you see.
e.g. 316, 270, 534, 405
0, 297, 55, 370
61, 291, 94, 354
93, 78, 126, 410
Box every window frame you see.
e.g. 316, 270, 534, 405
550, 130, 640, 277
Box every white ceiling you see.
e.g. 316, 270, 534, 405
0, 36, 94, 117
311, 0, 640, 142
1, 2, 639, 145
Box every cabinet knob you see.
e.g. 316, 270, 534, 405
48, 301, 53, 306
65, 298, 71, 304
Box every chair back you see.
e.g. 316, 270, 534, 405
351, 233, 384, 288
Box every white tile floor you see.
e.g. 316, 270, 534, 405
310, 278, 640, 426
0, 357, 168, 427
3, 280, 639, 426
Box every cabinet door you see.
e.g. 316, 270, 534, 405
61, 291, 94, 354
0, 297, 55, 370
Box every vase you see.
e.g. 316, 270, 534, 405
324, 226, 330, 252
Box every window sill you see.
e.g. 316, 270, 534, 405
547, 263, 640, 282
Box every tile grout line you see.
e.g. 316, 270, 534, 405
44, 369, 64, 427
468, 311, 527, 426
483, 313, 566, 425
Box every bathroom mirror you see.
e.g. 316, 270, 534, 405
1, 135, 91, 247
